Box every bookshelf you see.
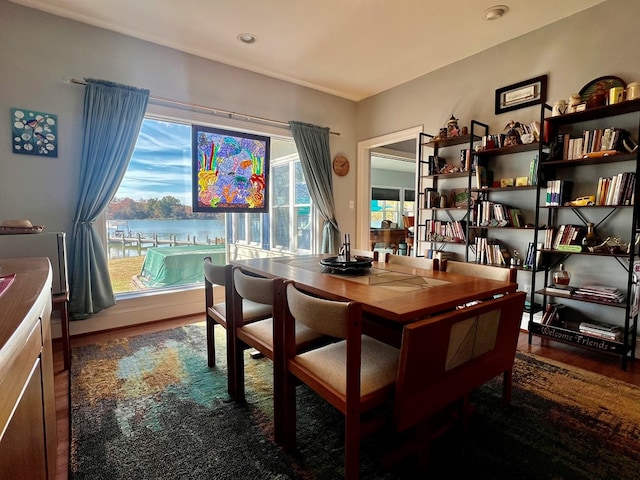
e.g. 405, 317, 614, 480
529, 99, 640, 370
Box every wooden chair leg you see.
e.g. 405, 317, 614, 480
282, 371, 297, 449
344, 409, 361, 480
206, 317, 215, 368
232, 337, 246, 402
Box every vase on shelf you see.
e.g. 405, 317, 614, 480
552, 263, 571, 288
582, 222, 601, 251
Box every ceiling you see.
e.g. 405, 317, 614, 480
11, 0, 605, 101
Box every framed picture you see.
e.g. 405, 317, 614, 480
11, 108, 58, 157
192, 125, 270, 213
495, 75, 548, 115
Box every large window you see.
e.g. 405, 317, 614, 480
370, 187, 414, 228
106, 117, 313, 295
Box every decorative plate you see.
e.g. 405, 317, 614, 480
579, 76, 626, 102
320, 255, 374, 274
0, 225, 45, 235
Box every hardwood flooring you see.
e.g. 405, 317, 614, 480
53, 316, 640, 480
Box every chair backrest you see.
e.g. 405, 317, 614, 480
204, 256, 227, 287
284, 282, 352, 339
403, 215, 415, 229
232, 267, 274, 304
204, 257, 231, 311
441, 259, 516, 283
350, 249, 379, 262
384, 253, 439, 270
394, 291, 526, 432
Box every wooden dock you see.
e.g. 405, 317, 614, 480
108, 233, 225, 248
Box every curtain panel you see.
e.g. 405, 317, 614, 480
289, 121, 340, 253
69, 79, 149, 319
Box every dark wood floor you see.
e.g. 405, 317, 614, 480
53, 315, 640, 480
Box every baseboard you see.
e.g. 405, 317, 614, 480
50, 287, 204, 338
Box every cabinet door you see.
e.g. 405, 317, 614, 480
0, 358, 47, 480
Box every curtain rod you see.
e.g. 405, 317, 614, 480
67, 78, 340, 136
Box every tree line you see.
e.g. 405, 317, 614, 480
107, 196, 223, 220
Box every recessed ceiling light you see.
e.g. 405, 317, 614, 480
484, 5, 509, 21
237, 33, 257, 44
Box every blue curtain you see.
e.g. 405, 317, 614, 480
69, 79, 149, 319
289, 121, 340, 253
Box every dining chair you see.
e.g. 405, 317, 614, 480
384, 253, 439, 271
203, 257, 231, 369
274, 280, 400, 479
440, 259, 517, 283
204, 258, 272, 393
402, 215, 415, 256
230, 267, 327, 403
391, 291, 526, 468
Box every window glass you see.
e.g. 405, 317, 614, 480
370, 187, 414, 228
107, 118, 313, 295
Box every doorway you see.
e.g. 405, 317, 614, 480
355, 126, 422, 250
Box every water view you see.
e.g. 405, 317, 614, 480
108, 218, 226, 259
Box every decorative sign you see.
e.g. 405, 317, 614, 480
529, 323, 624, 354
495, 75, 548, 115
11, 108, 58, 157
192, 125, 269, 213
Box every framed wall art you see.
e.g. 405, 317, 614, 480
11, 108, 58, 157
192, 125, 270, 213
495, 75, 548, 115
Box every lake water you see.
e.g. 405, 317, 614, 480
108, 218, 226, 258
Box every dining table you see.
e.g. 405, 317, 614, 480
231, 254, 518, 344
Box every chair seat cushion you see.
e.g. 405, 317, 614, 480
241, 318, 325, 350
296, 336, 399, 397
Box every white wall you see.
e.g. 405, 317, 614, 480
0, 0, 358, 239
356, 0, 640, 143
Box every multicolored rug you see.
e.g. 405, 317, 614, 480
70, 323, 640, 479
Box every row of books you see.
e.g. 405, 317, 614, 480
474, 201, 524, 227
544, 179, 572, 206
424, 220, 466, 243
542, 224, 586, 250
554, 128, 637, 160
473, 237, 511, 266
595, 172, 635, 206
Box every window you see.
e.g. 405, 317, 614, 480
107, 117, 313, 295
271, 156, 312, 253
370, 187, 414, 228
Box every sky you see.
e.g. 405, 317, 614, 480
115, 119, 193, 205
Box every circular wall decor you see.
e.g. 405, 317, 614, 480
332, 155, 350, 176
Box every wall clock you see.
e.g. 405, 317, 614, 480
332, 155, 350, 176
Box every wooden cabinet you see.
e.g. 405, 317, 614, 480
0, 258, 56, 479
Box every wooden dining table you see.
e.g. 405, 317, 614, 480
231, 255, 518, 341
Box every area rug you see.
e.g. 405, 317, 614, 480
70, 323, 640, 479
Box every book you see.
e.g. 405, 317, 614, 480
544, 285, 575, 296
